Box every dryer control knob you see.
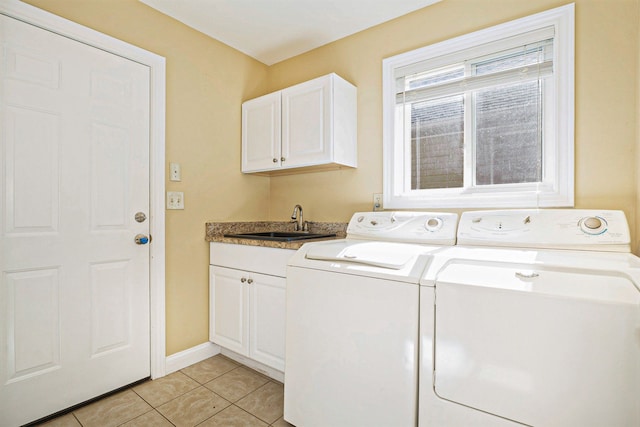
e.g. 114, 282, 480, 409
425, 217, 442, 231
583, 217, 602, 230
580, 216, 605, 234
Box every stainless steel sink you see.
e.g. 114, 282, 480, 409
223, 231, 336, 242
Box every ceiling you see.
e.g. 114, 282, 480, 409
138, 0, 441, 65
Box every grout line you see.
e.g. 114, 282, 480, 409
40, 354, 282, 426
71, 412, 83, 426
113, 407, 155, 427
154, 408, 177, 426
232, 403, 270, 426
128, 386, 151, 407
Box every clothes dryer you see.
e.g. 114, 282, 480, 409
419, 209, 640, 427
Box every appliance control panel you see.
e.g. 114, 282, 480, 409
346, 211, 458, 245
457, 209, 631, 252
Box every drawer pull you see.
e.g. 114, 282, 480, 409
515, 271, 539, 279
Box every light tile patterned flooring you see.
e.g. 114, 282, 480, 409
37, 355, 293, 427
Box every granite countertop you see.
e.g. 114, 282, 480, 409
205, 220, 348, 249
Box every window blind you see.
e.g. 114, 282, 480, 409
396, 37, 554, 104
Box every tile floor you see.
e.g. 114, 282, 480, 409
37, 355, 293, 427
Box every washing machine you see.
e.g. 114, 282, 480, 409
419, 209, 640, 427
284, 211, 458, 427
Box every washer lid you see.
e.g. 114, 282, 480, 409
433, 260, 640, 426
288, 239, 439, 282
305, 241, 418, 269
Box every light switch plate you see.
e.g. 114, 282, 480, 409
170, 162, 181, 181
167, 191, 184, 209
373, 193, 383, 211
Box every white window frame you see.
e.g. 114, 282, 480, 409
382, 3, 574, 209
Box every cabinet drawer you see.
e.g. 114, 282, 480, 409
210, 242, 293, 277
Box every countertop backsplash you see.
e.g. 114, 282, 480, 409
205, 220, 347, 249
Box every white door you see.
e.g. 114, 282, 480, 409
0, 14, 150, 427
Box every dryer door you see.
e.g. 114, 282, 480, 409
434, 260, 640, 427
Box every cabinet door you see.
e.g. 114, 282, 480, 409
249, 273, 286, 371
242, 92, 281, 172
281, 75, 332, 168
210, 266, 249, 355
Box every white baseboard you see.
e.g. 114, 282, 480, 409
220, 348, 284, 383
165, 342, 221, 375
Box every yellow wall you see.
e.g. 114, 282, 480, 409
21, 0, 640, 356
21, 0, 271, 355
267, 0, 640, 253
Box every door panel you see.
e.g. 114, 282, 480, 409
281, 76, 331, 168
1, 14, 150, 426
241, 92, 281, 172
210, 266, 248, 354
250, 273, 286, 371
90, 260, 132, 356
5, 106, 59, 233
91, 124, 129, 229
5, 268, 61, 382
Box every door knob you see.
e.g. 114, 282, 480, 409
134, 234, 150, 245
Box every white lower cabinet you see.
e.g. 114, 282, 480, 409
209, 243, 291, 372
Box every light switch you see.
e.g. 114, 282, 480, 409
170, 162, 181, 181
167, 191, 184, 209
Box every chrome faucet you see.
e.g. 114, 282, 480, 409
291, 204, 308, 231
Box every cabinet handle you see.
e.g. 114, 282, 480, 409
272, 158, 278, 163
247, 278, 253, 284
515, 271, 539, 279
241, 277, 247, 283
281, 157, 286, 162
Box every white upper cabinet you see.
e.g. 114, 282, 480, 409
241, 92, 281, 172
242, 73, 357, 175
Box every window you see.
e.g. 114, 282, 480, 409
382, 4, 574, 208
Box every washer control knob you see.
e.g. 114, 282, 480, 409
425, 217, 442, 231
